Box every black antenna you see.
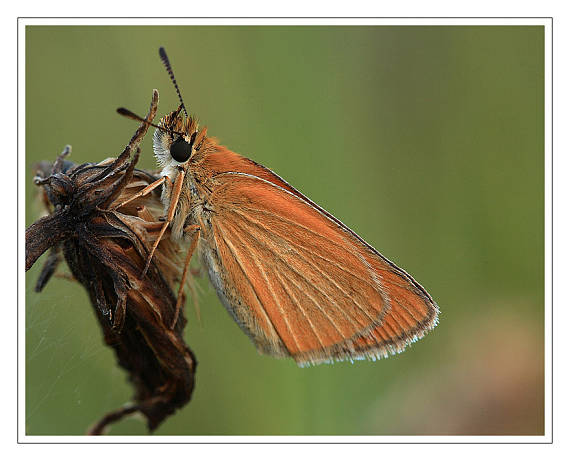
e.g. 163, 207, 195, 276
159, 47, 188, 118
116, 107, 186, 137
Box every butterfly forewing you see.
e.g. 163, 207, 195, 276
202, 165, 439, 366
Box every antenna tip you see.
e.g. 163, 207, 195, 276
159, 47, 167, 58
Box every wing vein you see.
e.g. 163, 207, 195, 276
228, 209, 380, 327
276, 266, 349, 340
227, 228, 303, 351
390, 292, 423, 327
231, 207, 382, 291
216, 218, 358, 339
219, 216, 366, 332
273, 271, 328, 350
213, 221, 288, 347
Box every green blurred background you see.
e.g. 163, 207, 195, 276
25, 26, 545, 436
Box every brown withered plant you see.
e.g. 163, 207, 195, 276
25, 90, 197, 435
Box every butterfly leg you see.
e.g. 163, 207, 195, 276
171, 224, 200, 329
111, 175, 167, 210
141, 169, 186, 278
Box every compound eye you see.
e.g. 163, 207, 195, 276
170, 137, 192, 162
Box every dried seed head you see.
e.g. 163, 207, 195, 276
26, 90, 197, 434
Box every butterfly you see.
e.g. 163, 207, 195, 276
116, 47, 439, 367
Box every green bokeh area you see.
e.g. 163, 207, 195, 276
25, 26, 545, 436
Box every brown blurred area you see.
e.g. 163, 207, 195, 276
366, 303, 544, 435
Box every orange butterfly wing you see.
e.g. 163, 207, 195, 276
199, 152, 439, 366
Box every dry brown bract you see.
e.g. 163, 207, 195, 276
25, 90, 196, 435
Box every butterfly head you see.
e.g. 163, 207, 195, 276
153, 104, 199, 170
